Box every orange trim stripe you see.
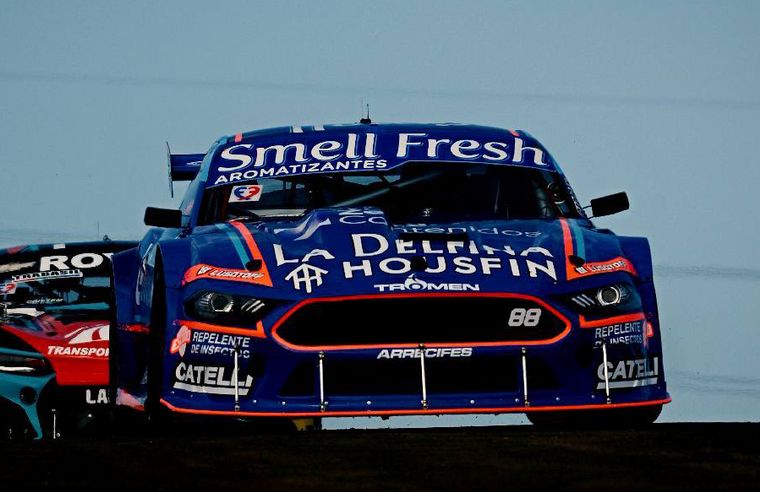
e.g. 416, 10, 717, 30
228, 220, 273, 287
117, 389, 146, 411
646, 322, 655, 338
120, 323, 150, 334
177, 320, 266, 338
560, 218, 581, 281
560, 219, 637, 280
578, 312, 646, 329
270, 292, 572, 352
160, 397, 671, 418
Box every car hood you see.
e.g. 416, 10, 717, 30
184, 208, 629, 298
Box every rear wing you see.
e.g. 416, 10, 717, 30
166, 142, 204, 197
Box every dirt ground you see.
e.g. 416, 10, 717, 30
1, 423, 758, 491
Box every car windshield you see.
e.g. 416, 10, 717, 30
1, 276, 111, 312
199, 163, 582, 224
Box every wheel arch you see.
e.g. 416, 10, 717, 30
110, 237, 192, 408
111, 246, 141, 328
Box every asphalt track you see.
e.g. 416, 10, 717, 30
1, 423, 758, 491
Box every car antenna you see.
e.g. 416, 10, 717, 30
360, 101, 371, 124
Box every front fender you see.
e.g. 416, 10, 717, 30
618, 236, 659, 318
618, 236, 654, 282
112, 247, 141, 328
112, 234, 191, 402
155, 238, 193, 289
618, 236, 664, 368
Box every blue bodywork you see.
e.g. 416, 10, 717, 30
113, 123, 669, 419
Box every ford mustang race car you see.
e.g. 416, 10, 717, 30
0, 240, 135, 438
112, 123, 670, 427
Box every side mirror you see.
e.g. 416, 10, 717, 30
590, 192, 629, 218
144, 207, 182, 228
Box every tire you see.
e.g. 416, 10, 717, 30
108, 259, 162, 435
145, 256, 168, 425
107, 268, 121, 423
527, 404, 662, 429
0, 398, 35, 440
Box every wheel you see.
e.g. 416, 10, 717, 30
0, 399, 35, 440
108, 265, 155, 434
527, 404, 662, 429
107, 268, 121, 424
145, 257, 168, 425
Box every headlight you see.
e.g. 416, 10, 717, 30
0, 353, 50, 376
185, 291, 277, 325
565, 283, 641, 314
195, 292, 234, 316
596, 285, 623, 306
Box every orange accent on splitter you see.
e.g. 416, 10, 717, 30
160, 397, 671, 418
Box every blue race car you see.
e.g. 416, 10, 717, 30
112, 123, 669, 427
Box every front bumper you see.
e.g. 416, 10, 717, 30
0, 348, 55, 438
159, 295, 670, 418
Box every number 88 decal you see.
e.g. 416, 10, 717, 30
508, 308, 542, 327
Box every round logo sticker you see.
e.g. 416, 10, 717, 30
229, 185, 263, 202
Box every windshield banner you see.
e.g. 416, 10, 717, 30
206, 124, 559, 187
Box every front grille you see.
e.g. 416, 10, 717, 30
273, 294, 569, 349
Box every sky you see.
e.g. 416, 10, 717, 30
1, 0, 758, 424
